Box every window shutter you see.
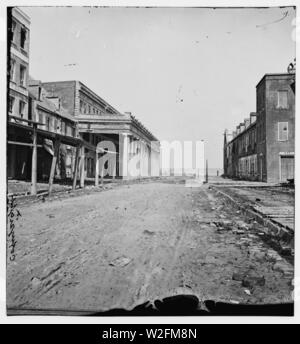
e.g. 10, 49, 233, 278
278, 122, 288, 141
277, 91, 288, 109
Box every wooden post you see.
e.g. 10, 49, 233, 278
100, 153, 104, 186
95, 151, 99, 186
48, 138, 61, 195
80, 145, 85, 188
72, 145, 80, 190
31, 124, 38, 195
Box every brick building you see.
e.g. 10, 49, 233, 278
223, 72, 295, 183
42, 81, 160, 184
28, 80, 79, 180
7, 8, 160, 193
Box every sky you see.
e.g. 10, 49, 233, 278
20, 6, 296, 168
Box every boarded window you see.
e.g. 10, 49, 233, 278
278, 122, 288, 141
277, 90, 288, 109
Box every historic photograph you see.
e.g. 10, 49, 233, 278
6, 6, 295, 316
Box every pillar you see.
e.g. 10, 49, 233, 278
120, 133, 129, 178
95, 151, 99, 186
48, 138, 61, 195
72, 145, 80, 190
30, 125, 37, 195
80, 145, 85, 188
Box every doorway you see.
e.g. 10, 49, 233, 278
280, 155, 294, 182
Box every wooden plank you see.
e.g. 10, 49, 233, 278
48, 139, 61, 195
30, 126, 37, 195
72, 145, 81, 190
8, 140, 43, 148
80, 146, 85, 188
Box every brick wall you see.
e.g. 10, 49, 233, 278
42, 81, 77, 116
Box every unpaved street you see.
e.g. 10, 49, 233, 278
7, 181, 293, 313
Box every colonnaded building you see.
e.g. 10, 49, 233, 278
7, 7, 160, 195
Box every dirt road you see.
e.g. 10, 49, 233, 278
7, 181, 293, 313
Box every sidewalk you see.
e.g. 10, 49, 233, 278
208, 176, 278, 187
210, 178, 294, 234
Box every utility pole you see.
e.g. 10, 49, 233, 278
205, 159, 208, 183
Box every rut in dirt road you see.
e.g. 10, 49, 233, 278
7, 181, 293, 312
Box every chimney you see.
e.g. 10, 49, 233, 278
244, 118, 250, 128
28, 80, 42, 101
250, 112, 257, 124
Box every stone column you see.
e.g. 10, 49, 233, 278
95, 151, 99, 186
120, 133, 129, 179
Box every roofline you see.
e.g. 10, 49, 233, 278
256, 73, 295, 88
78, 81, 121, 115
41, 80, 121, 115
227, 121, 256, 145
36, 103, 77, 123
12, 7, 31, 26
40, 80, 159, 141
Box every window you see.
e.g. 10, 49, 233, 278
88, 105, 91, 114
20, 27, 27, 50
19, 100, 25, 118
61, 121, 66, 134
53, 119, 57, 132
46, 116, 50, 131
9, 96, 15, 113
10, 59, 16, 81
278, 122, 288, 141
20, 65, 26, 86
80, 100, 84, 113
277, 90, 288, 109
11, 21, 16, 42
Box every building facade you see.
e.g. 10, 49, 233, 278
7, 8, 82, 194
7, 8, 31, 179
223, 73, 295, 183
8, 7, 30, 120
28, 80, 79, 180
7, 8, 160, 193
42, 81, 160, 183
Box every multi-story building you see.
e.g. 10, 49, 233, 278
28, 80, 79, 180
41, 81, 160, 184
7, 8, 82, 193
223, 72, 295, 183
7, 8, 31, 179
7, 8, 160, 193
8, 7, 30, 120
